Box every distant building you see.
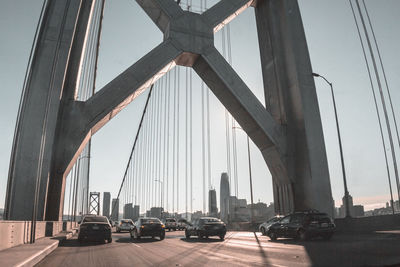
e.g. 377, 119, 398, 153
133, 205, 140, 221
103, 192, 111, 218
208, 189, 218, 217
111, 198, 119, 221
220, 173, 230, 223
338, 194, 366, 218
150, 207, 163, 219
353, 205, 364, 217
339, 194, 354, 218
228, 196, 248, 222
248, 202, 275, 222
123, 203, 134, 219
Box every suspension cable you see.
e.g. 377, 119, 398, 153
354, 0, 400, 204
362, 0, 400, 154
110, 85, 154, 219
349, 1, 397, 210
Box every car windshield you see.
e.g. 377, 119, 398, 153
308, 213, 330, 221
268, 217, 281, 223
141, 218, 160, 224
83, 216, 108, 223
200, 218, 221, 224
166, 219, 176, 222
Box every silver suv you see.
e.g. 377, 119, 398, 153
163, 218, 177, 231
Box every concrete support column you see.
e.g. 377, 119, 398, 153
4, 0, 85, 220
255, 0, 334, 216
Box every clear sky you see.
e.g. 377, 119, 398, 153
0, 0, 399, 213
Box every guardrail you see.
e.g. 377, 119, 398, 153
0, 221, 77, 251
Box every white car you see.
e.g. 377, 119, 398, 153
259, 216, 283, 235
116, 219, 134, 233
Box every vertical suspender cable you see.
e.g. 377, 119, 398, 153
362, 0, 400, 154
172, 68, 177, 214
162, 76, 167, 210
177, 67, 181, 214
166, 72, 171, 212
354, 0, 400, 205
185, 68, 189, 217
200, 0, 206, 214
110, 85, 154, 219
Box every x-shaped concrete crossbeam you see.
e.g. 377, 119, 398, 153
65, 0, 288, 181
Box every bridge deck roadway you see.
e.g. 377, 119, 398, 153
36, 230, 400, 266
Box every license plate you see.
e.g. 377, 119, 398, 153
92, 226, 99, 230
321, 223, 328, 228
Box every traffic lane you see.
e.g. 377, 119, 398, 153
36, 231, 275, 267
36, 231, 400, 267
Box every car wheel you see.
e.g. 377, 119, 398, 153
185, 230, 191, 239
219, 234, 225, 241
108, 238, 112, 243
269, 232, 277, 241
160, 233, 165, 240
298, 229, 308, 241
260, 227, 266, 235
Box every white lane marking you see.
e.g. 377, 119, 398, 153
132, 243, 141, 248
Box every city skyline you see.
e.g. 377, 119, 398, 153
0, 0, 399, 214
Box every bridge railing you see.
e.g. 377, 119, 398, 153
0, 221, 77, 251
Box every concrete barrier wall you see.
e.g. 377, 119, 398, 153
0, 221, 76, 251
335, 214, 400, 233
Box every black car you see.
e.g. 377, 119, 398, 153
130, 217, 165, 240
78, 215, 112, 243
185, 217, 226, 240
267, 211, 335, 241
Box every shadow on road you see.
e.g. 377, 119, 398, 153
60, 238, 108, 247
263, 228, 400, 266
126, 237, 163, 243
180, 237, 223, 243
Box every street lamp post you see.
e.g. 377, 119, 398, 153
233, 126, 255, 228
312, 72, 351, 218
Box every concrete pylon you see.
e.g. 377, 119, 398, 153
5, 0, 333, 221
254, 0, 334, 215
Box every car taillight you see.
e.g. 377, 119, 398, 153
105, 225, 111, 230
161, 225, 165, 228
141, 225, 145, 229
80, 224, 88, 229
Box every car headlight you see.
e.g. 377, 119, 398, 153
161, 225, 165, 228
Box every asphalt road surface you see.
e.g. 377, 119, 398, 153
37, 230, 400, 267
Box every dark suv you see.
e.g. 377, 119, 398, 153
78, 215, 112, 243
267, 211, 335, 241
130, 217, 165, 240
185, 217, 226, 240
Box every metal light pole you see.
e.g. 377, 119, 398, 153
313, 72, 351, 218
233, 126, 255, 228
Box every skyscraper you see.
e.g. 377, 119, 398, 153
103, 192, 111, 218
123, 203, 134, 219
208, 189, 218, 217
111, 198, 119, 221
220, 173, 230, 223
